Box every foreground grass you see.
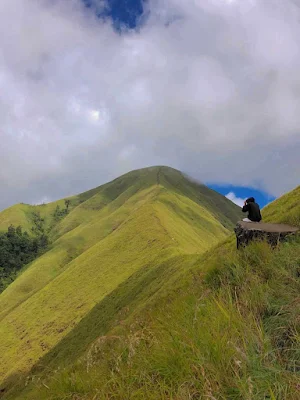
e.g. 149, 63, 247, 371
11, 236, 299, 400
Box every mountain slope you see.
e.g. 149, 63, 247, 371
0, 166, 242, 390
263, 185, 300, 226
5, 182, 299, 400
1, 170, 299, 400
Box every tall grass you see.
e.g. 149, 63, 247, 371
15, 237, 300, 400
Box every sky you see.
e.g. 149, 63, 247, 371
1, 0, 300, 211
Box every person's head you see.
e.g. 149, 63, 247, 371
246, 197, 255, 204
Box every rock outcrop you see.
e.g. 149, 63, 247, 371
235, 221, 299, 249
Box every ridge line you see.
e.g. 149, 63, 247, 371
157, 167, 161, 185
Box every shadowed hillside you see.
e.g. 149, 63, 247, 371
0, 166, 243, 396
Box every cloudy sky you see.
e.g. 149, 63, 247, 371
1, 0, 299, 210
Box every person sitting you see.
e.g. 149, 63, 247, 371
242, 197, 262, 222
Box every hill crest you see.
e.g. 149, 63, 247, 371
0, 166, 241, 236
0, 166, 242, 386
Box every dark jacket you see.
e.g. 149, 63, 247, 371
242, 201, 262, 222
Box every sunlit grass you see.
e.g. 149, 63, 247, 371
1, 169, 299, 399
0, 167, 242, 395
263, 185, 300, 227
15, 237, 300, 400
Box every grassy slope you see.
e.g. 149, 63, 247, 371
0, 204, 33, 233
0, 166, 242, 392
6, 186, 299, 400
263, 185, 300, 226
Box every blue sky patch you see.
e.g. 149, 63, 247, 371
209, 184, 275, 209
81, 0, 145, 29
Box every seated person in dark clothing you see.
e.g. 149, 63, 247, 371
242, 197, 262, 222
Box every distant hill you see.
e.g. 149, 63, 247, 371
0, 166, 242, 236
0, 166, 243, 394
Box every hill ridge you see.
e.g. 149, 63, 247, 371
0, 166, 240, 238
0, 167, 242, 386
0, 170, 299, 399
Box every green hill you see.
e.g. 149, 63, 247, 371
263, 185, 300, 227
0, 166, 244, 398
17, 184, 297, 400
1, 169, 299, 400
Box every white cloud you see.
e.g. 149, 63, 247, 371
88, 110, 100, 122
32, 196, 52, 206
118, 144, 137, 161
225, 192, 245, 207
0, 0, 300, 209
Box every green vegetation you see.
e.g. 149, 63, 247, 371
0, 225, 48, 293
0, 167, 298, 399
263, 185, 300, 227
0, 167, 241, 394
16, 238, 299, 400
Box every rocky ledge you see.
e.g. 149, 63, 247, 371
234, 221, 299, 249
